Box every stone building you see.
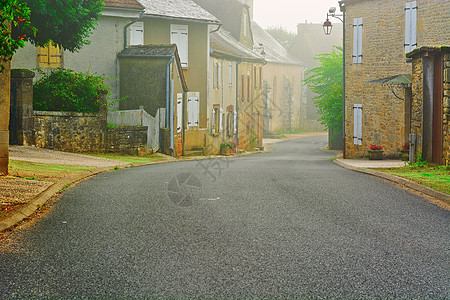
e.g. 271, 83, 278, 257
407, 46, 450, 165
341, 0, 449, 159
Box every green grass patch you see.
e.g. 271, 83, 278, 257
9, 160, 94, 173
85, 153, 166, 163
375, 165, 450, 195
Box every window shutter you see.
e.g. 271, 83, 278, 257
357, 18, 363, 63
229, 63, 233, 87
130, 22, 144, 46
353, 104, 363, 145
218, 63, 222, 88
352, 19, 359, 64
177, 93, 182, 133
38, 47, 48, 67
243, 12, 247, 37
410, 1, 417, 51
405, 2, 412, 53
219, 108, 223, 133
194, 93, 199, 126
233, 110, 237, 133
247, 76, 250, 101
187, 97, 192, 127
49, 43, 61, 66
213, 62, 217, 88
241, 75, 245, 101
211, 108, 215, 133
171, 25, 188, 68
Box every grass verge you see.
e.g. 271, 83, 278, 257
85, 153, 167, 164
374, 165, 450, 195
9, 160, 94, 181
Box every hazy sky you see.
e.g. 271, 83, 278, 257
253, 0, 341, 33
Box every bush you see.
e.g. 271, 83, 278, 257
33, 68, 108, 112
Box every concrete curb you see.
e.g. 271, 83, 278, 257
333, 159, 450, 204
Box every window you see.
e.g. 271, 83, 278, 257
213, 62, 217, 88
130, 22, 144, 46
254, 66, 257, 89
177, 93, 182, 133
37, 42, 61, 68
171, 24, 188, 68
405, 1, 417, 53
352, 18, 363, 64
226, 105, 235, 136
241, 75, 245, 101
187, 92, 199, 127
243, 12, 247, 37
211, 105, 221, 134
218, 62, 222, 88
247, 75, 250, 101
229, 63, 233, 87
259, 66, 262, 88
353, 104, 363, 145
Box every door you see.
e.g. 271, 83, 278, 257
432, 55, 443, 164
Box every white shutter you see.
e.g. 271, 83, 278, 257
229, 63, 233, 87
357, 18, 363, 63
233, 110, 237, 133
353, 104, 362, 145
219, 108, 223, 133
352, 18, 358, 64
187, 97, 193, 127
211, 108, 215, 133
411, 1, 417, 51
405, 2, 412, 53
130, 22, 144, 46
171, 24, 188, 68
177, 93, 182, 133
218, 63, 222, 88
194, 92, 199, 126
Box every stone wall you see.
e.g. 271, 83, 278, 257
344, 0, 449, 158
107, 127, 148, 155
34, 111, 107, 152
443, 53, 450, 165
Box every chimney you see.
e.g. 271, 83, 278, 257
241, 0, 253, 20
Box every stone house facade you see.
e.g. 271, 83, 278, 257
407, 47, 450, 165
341, 0, 449, 159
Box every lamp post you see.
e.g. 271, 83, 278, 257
323, 4, 346, 158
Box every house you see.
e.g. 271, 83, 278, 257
11, 0, 146, 103
208, 28, 265, 153
340, 0, 449, 161
289, 22, 342, 133
251, 22, 305, 136
407, 46, 450, 165
192, 0, 265, 150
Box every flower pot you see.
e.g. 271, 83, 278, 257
368, 150, 384, 160
400, 149, 409, 161
220, 146, 234, 156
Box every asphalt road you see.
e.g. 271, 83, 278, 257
1, 135, 448, 298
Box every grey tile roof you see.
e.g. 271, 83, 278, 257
251, 22, 304, 66
105, 0, 144, 10
119, 45, 176, 57
138, 0, 219, 23
210, 28, 264, 62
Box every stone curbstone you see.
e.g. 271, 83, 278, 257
333, 159, 450, 205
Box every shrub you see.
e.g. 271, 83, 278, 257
33, 68, 108, 112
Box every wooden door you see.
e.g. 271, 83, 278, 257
432, 55, 443, 164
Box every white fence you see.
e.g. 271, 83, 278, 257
108, 108, 165, 152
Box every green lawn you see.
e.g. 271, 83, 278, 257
375, 165, 450, 195
85, 153, 167, 163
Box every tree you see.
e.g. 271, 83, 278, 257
304, 46, 343, 149
0, 0, 103, 175
265, 26, 296, 50
13, 0, 104, 51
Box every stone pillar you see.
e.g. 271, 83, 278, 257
0, 61, 10, 176
10, 69, 35, 146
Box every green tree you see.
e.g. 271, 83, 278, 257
13, 0, 104, 51
304, 46, 343, 148
265, 26, 296, 50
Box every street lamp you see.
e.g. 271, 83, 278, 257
323, 4, 346, 157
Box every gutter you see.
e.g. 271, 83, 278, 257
235, 60, 242, 146
123, 11, 144, 49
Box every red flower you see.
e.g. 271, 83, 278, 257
17, 34, 26, 40
401, 142, 410, 151
18, 18, 26, 23
370, 144, 383, 151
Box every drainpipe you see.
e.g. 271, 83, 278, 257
340, 2, 346, 158
166, 57, 174, 154
123, 12, 144, 49
235, 61, 242, 146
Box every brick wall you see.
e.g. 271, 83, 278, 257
344, 0, 449, 158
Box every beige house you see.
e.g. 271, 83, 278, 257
341, 0, 449, 160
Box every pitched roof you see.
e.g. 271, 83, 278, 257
251, 22, 303, 66
138, 0, 219, 23
104, 0, 144, 10
210, 28, 264, 63
192, 0, 245, 40
118, 45, 188, 91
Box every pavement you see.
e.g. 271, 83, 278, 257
1, 132, 448, 233
1, 135, 448, 298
